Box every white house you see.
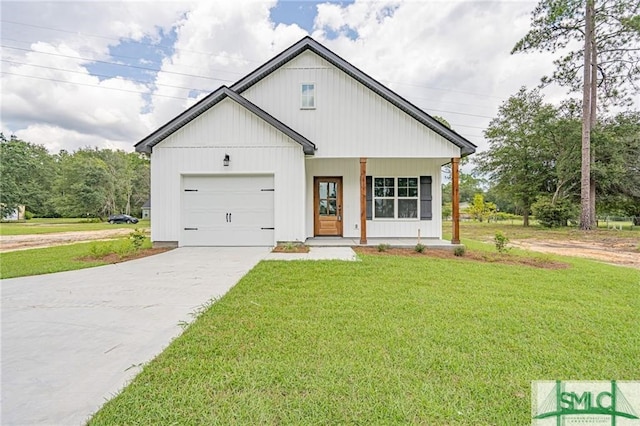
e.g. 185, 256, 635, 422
135, 37, 475, 247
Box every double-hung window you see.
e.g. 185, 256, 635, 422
374, 178, 395, 218
301, 83, 315, 109
373, 177, 419, 219
397, 177, 418, 218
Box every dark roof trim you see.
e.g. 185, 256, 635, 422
231, 36, 476, 156
135, 86, 316, 155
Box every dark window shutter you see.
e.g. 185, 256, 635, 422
366, 176, 372, 220
420, 176, 432, 220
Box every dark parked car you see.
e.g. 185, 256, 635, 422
107, 214, 139, 224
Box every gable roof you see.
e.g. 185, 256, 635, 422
135, 86, 316, 155
135, 37, 476, 157
231, 36, 476, 156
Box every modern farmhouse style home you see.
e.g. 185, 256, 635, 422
135, 36, 476, 247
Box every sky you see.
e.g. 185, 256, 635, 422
1, 0, 587, 155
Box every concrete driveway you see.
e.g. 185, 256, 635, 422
1, 247, 270, 425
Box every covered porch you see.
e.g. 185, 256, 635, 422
305, 236, 462, 249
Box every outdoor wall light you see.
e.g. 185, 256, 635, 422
223, 154, 230, 167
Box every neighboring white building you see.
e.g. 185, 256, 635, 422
141, 199, 151, 220
135, 37, 475, 247
2, 205, 26, 221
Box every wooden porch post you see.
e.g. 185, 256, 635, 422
451, 157, 460, 244
359, 157, 367, 245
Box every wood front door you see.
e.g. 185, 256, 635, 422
314, 177, 343, 236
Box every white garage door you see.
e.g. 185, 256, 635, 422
181, 175, 274, 246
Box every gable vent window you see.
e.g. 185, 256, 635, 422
301, 83, 315, 109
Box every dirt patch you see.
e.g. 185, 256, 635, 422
511, 239, 640, 270
272, 245, 310, 253
0, 229, 137, 252
78, 247, 172, 264
354, 247, 570, 270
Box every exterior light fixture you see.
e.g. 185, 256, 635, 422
223, 154, 230, 167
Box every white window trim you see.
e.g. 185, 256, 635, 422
372, 176, 420, 220
300, 82, 316, 110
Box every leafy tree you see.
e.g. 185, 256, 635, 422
442, 172, 484, 204
129, 153, 150, 216
433, 115, 452, 129
484, 186, 518, 214
465, 193, 497, 222
513, 0, 640, 104
593, 111, 640, 217
53, 151, 112, 218
0, 134, 56, 217
512, 0, 640, 229
52, 148, 150, 218
475, 88, 558, 226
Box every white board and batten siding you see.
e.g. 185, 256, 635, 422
242, 50, 461, 160
150, 98, 306, 246
305, 158, 444, 239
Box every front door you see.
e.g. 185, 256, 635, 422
314, 177, 343, 236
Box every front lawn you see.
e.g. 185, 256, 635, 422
0, 237, 155, 279
443, 220, 639, 242
90, 254, 639, 424
0, 218, 149, 236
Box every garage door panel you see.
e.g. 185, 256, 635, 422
182, 228, 274, 247
181, 175, 275, 246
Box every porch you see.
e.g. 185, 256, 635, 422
305, 237, 462, 249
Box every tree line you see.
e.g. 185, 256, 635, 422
443, 0, 639, 228
512, 0, 640, 229
474, 88, 639, 226
442, 88, 640, 226
0, 133, 149, 220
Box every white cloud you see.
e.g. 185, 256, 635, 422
310, 0, 569, 148
3, 0, 630, 156
145, 0, 307, 129
1, 1, 189, 152
10, 123, 135, 154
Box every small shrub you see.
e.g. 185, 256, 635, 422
494, 212, 520, 221
115, 239, 135, 257
24, 211, 33, 220
377, 243, 390, 252
414, 243, 426, 253
532, 197, 576, 228
453, 246, 465, 257
81, 217, 102, 223
89, 242, 114, 257
283, 242, 297, 251
129, 229, 146, 252
494, 232, 510, 253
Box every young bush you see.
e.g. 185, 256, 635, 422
377, 243, 390, 252
494, 232, 510, 253
453, 246, 465, 257
414, 243, 426, 253
531, 197, 576, 228
89, 242, 115, 257
129, 229, 146, 252
24, 211, 33, 220
81, 217, 102, 223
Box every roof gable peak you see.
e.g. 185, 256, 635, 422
231, 36, 475, 156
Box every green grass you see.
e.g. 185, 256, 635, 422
0, 237, 152, 279
0, 218, 149, 236
443, 220, 639, 242
90, 255, 640, 425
